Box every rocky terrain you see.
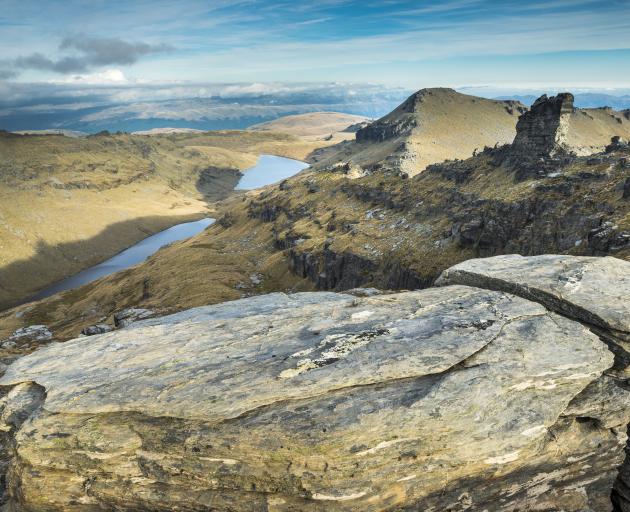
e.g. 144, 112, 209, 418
3, 90, 628, 341
0, 89, 629, 510
0, 255, 627, 511
310, 88, 529, 176
313, 88, 630, 177
0, 129, 331, 309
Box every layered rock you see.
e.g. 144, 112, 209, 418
437, 255, 629, 341
0, 256, 629, 510
437, 254, 630, 510
500, 93, 576, 178
512, 93, 575, 158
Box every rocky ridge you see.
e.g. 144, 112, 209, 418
0, 255, 628, 510
314, 88, 630, 178
313, 88, 528, 176
1, 91, 629, 342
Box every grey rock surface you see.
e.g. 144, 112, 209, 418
437, 254, 630, 510
0, 285, 623, 511
512, 93, 575, 158
436, 254, 629, 340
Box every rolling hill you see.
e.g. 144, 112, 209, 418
249, 112, 370, 141
0, 130, 332, 309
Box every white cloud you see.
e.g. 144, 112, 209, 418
54, 69, 130, 85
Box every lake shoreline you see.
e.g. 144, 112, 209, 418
22, 155, 309, 305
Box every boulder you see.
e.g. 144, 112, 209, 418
606, 135, 629, 153
0, 325, 53, 349
437, 254, 630, 510
113, 307, 155, 328
81, 324, 114, 336
0, 282, 626, 511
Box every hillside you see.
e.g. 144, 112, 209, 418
248, 112, 370, 141
2, 91, 629, 341
0, 130, 331, 309
310, 88, 528, 176
311, 88, 630, 177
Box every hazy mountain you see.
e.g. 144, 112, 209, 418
0, 82, 410, 133
496, 93, 630, 110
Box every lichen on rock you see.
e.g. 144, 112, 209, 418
0, 258, 627, 510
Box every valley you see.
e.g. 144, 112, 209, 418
1, 90, 628, 343
0, 129, 330, 309
1, 89, 630, 512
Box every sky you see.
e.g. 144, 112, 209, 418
1, 0, 629, 131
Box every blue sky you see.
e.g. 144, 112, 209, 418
1, 0, 630, 131
1, 0, 630, 88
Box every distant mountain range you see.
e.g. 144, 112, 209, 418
2, 82, 629, 135
494, 93, 630, 110
0, 83, 410, 134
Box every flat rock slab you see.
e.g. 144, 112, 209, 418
0, 287, 616, 511
437, 254, 630, 340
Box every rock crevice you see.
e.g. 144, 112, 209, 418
0, 256, 628, 510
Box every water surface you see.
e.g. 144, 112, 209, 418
31, 154, 308, 300
236, 154, 309, 190
32, 218, 215, 301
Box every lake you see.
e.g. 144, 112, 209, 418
31, 155, 308, 300
236, 154, 309, 190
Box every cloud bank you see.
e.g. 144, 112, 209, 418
9, 36, 172, 75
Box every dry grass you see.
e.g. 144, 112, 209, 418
249, 112, 369, 141
0, 130, 333, 308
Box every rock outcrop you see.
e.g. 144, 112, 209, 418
437, 254, 630, 510
0, 256, 629, 510
512, 93, 575, 158
501, 93, 576, 178
499, 93, 630, 179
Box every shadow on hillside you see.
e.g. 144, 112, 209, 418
0, 213, 213, 312
196, 167, 242, 201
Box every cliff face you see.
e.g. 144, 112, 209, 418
511, 92, 575, 157
0, 256, 628, 511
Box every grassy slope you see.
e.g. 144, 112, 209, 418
0, 130, 328, 308
3, 143, 629, 342
249, 112, 370, 141
3, 96, 630, 341
566, 108, 630, 154
311, 89, 526, 177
